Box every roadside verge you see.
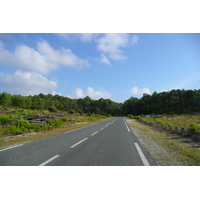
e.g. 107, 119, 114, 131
126, 119, 200, 166
0, 117, 113, 150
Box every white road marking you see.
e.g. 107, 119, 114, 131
134, 143, 150, 166
0, 144, 24, 152
112, 118, 118, 123
70, 138, 88, 148
91, 131, 99, 136
100, 127, 104, 131
38, 155, 60, 166
124, 121, 130, 132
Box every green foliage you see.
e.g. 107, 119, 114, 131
14, 116, 30, 128
47, 119, 54, 125
127, 114, 139, 119
187, 123, 200, 133
55, 118, 63, 128
69, 109, 75, 114
123, 89, 200, 115
48, 106, 57, 112
0, 114, 10, 125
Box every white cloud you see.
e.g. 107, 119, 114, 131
72, 87, 111, 100
73, 88, 86, 99
96, 33, 138, 61
0, 71, 57, 95
98, 54, 111, 65
87, 87, 111, 99
130, 87, 151, 97
96, 33, 128, 60
0, 39, 90, 74
131, 35, 139, 45
56, 33, 139, 65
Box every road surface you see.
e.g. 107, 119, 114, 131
0, 117, 156, 166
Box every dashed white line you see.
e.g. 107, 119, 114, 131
100, 127, 104, 131
134, 143, 150, 166
124, 121, 130, 132
91, 131, 99, 136
70, 138, 88, 148
38, 155, 60, 166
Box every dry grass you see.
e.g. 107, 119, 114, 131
142, 114, 200, 129
129, 119, 200, 166
0, 117, 112, 150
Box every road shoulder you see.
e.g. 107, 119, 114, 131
126, 119, 185, 166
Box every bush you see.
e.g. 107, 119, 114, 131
69, 110, 75, 114
48, 106, 57, 112
127, 114, 139, 119
3, 125, 23, 135
0, 114, 10, 125
75, 118, 84, 122
14, 116, 30, 128
47, 119, 54, 125
188, 123, 200, 133
55, 118, 63, 127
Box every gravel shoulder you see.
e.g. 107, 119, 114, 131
125, 119, 185, 166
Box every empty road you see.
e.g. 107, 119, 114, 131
0, 117, 156, 166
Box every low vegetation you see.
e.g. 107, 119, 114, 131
0, 109, 108, 137
0, 109, 112, 149
127, 114, 200, 135
128, 119, 200, 166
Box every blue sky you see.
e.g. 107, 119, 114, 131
0, 33, 200, 103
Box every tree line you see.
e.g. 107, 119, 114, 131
0, 88, 200, 116
123, 89, 200, 115
0, 92, 122, 116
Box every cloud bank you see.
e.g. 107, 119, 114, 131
56, 33, 139, 66
0, 71, 57, 95
72, 87, 111, 100
96, 33, 139, 64
0, 39, 90, 74
130, 87, 151, 97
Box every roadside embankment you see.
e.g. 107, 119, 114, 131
126, 118, 200, 166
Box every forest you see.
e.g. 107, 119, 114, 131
0, 88, 200, 116
123, 89, 200, 115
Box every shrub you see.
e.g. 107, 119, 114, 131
75, 118, 84, 123
61, 117, 68, 122
14, 116, 30, 128
48, 106, 57, 113
55, 118, 63, 127
127, 115, 139, 119
69, 110, 75, 114
0, 114, 10, 125
48, 119, 54, 125
188, 123, 200, 133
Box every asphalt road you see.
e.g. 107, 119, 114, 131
0, 117, 156, 166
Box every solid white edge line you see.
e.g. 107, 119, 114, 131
91, 131, 99, 136
134, 143, 150, 166
38, 155, 60, 166
124, 121, 130, 132
0, 144, 24, 152
70, 137, 88, 148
